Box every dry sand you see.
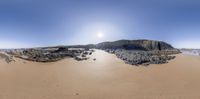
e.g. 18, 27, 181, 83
0, 50, 200, 99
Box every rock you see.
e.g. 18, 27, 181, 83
75, 56, 82, 61
105, 49, 177, 66
98, 39, 180, 66
75, 56, 89, 61
81, 54, 86, 57
6, 47, 92, 62
0, 52, 15, 63
90, 49, 95, 52
96, 40, 180, 52
3, 39, 179, 64
83, 51, 89, 55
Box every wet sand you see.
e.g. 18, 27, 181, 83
0, 50, 200, 99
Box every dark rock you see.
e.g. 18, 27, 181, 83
105, 49, 177, 66
7, 47, 92, 62
83, 51, 89, 55
95, 39, 179, 66
81, 54, 86, 57
96, 40, 180, 53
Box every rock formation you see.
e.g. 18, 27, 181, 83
97, 40, 180, 65
2, 39, 180, 65
106, 49, 176, 66
6, 48, 94, 62
96, 39, 177, 51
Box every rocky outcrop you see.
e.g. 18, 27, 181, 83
6, 48, 94, 62
96, 40, 179, 52
3, 39, 180, 65
99, 40, 180, 65
106, 49, 176, 66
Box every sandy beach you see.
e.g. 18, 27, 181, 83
0, 49, 200, 99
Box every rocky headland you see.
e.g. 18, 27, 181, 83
96, 40, 180, 65
1, 39, 180, 65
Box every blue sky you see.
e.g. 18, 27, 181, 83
0, 0, 200, 48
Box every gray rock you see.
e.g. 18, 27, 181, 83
96, 40, 180, 52
105, 49, 177, 66
6, 47, 92, 62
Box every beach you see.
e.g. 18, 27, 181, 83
0, 50, 200, 99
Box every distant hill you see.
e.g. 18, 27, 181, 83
95, 39, 176, 51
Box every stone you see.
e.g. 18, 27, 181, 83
105, 49, 177, 66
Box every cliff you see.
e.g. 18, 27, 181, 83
96, 40, 177, 51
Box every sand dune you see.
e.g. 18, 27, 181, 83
0, 50, 200, 99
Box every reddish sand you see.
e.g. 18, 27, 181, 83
0, 50, 200, 99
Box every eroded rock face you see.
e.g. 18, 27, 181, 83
96, 40, 179, 51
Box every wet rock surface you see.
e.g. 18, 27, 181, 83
105, 49, 178, 66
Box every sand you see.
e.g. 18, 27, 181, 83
0, 50, 200, 99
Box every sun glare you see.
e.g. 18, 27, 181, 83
97, 32, 104, 38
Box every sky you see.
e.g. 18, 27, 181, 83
0, 0, 200, 48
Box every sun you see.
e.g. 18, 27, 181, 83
97, 32, 104, 38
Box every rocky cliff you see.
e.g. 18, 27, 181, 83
95, 40, 180, 65
96, 40, 177, 51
